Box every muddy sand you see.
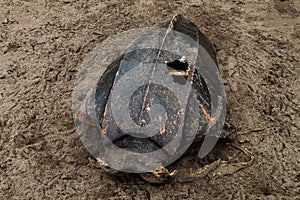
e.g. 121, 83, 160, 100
0, 0, 299, 199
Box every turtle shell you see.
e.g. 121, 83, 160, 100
93, 14, 226, 170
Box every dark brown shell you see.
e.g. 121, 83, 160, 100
94, 15, 222, 157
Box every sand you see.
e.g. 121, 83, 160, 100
0, 0, 299, 199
